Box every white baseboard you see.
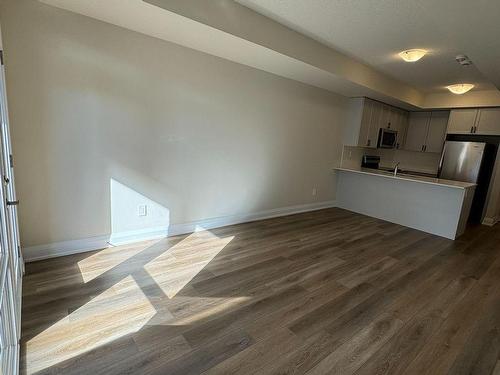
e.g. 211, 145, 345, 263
23, 235, 111, 262
109, 226, 170, 246
168, 200, 337, 236
23, 200, 336, 262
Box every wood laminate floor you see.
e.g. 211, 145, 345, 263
21, 208, 500, 375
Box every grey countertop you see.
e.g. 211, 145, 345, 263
334, 167, 477, 189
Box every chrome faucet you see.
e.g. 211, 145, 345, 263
393, 162, 400, 177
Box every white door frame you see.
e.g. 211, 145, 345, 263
0, 46, 23, 375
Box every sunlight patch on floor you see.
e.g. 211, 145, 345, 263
144, 228, 234, 299
25, 276, 155, 374
77, 240, 162, 283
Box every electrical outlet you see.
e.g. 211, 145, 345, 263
312, 187, 317, 196
138, 204, 147, 216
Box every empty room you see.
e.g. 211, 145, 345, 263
1, 0, 500, 374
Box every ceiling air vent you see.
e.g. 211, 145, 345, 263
455, 54, 473, 66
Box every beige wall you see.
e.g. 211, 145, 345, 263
484, 151, 500, 224
0, 0, 348, 248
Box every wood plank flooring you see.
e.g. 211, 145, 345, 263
20, 208, 500, 375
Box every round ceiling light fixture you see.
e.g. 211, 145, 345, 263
398, 49, 427, 62
446, 83, 474, 95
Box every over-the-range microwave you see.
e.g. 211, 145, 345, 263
377, 128, 398, 149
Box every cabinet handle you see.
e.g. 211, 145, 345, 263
6, 200, 19, 206
474, 126, 477, 133
470, 126, 474, 133
367, 139, 371, 146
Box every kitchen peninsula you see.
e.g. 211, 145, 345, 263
334, 167, 476, 239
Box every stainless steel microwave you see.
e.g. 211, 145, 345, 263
377, 128, 398, 149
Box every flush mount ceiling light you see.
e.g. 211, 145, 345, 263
447, 83, 474, 95
398, 49, 427, 62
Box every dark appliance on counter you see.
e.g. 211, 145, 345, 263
361, 155, 380, 169
377, 128, 398, 149
439, 137, 498, 223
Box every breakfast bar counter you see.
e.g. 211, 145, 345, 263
334, 167, 476, 239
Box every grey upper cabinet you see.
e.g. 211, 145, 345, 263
447, 109, 479, 134
447, 108, 500, 135
405, 112, 430, 152
356, 98, 379, 149
357, 99, 373, 148
345, 97, 409, 149
475, 108, 500, 135
426, 112, 449, 153
367, 100, 382, 148
352, 98, 408, 149
405, 111, 449, 153
389, 106, 408, 149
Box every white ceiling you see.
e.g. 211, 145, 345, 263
236, 0, 500, 94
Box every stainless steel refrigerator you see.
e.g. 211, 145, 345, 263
439, 141, 486, 183
439, 140, 494, 223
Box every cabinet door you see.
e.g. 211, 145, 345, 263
404, 112, 430, 152
398, 111, 409, 149
447, 109, 477, 134
475, 108, 500, 135
391, 109, 408, 149
425, 111, 449, 153
379, 104, 392, 129
367, 101, 382, 148
357, 99, 373, 147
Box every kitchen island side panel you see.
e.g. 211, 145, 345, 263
336, 170, 466, 239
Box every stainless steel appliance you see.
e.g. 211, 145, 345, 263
439, 140, 492, 223
377, 128, 397, 149
439, 141, 485, 183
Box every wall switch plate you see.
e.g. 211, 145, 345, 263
138, 204, 147, 216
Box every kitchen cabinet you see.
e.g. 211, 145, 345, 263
355, 98, 382, 148
405, 112, 430, 152
353, 98, 408, 148
447, 109, 479, 134
367, 101, 382, 147
350, 98, 408, 149
379, 104, 408, 149
475, 108, 500, 135
392, 109, 409, 149
447, 108, 500, 135
426, 111, 449, 153
404, 111, 449, 153
357, 98, 373, 148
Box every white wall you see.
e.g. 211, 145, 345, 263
483, 150, 500, 225
0, 0, 348, 250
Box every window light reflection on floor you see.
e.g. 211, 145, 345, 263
26, 227, 237, 374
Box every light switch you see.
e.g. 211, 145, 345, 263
138, 204, 147, 216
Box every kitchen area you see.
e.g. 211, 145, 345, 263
336, 98, 500, 239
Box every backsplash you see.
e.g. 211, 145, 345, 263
340, 145, 441, 175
